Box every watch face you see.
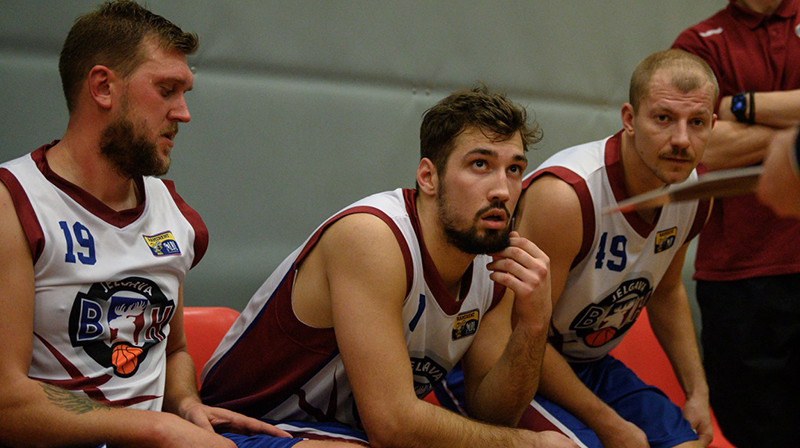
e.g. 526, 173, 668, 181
731, 94, 746, 113
730, 93, 748, 122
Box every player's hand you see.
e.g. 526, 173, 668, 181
487, 231, 552, 328
521, 429, 580, 448
683, 395, 713, 446
596, 419, 649, 448
182, 402, 292, 438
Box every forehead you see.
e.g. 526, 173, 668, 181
641, 70, 715, 113
450, 126, 525, 157
130, 39, 194, 88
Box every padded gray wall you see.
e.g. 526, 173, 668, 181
0, 1, 726, 311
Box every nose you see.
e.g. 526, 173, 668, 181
488, 171, 511, 204
169, 95, 191, 123
671, 120, 690, 148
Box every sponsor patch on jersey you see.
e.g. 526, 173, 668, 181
452, 309, 479, 340
143, 231, 181, 257
654, 227, 677, 253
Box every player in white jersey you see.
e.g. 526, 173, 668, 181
0, 145, 208, 410
202, 188, 505, 428
0, 2, 288, 447
438, 50, 719, 448
202, 86, 579, 448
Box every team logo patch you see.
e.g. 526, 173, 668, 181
452, 309, 479, 340
68, 277, 175, 377
143, 231, 181, 257
654, 227, 678, 253
570, 277, 652, 348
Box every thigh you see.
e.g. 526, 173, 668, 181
578, 356, 698, 448
223, 433, 304, 448
223, 420, 370, 448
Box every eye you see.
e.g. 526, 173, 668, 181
472, 159, 487, 169
655, 114, 670, 122
691, 118, 706, 127
508, 164, 525, 176
160, 85, 176, 97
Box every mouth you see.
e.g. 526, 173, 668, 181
479, 208, 509, 229
160, 127, 178, 147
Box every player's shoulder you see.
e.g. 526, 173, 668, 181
319, 212, 403, 258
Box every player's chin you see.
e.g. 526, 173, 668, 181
661, 167, 694, 185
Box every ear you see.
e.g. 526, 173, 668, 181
87, 65, 115, 110
621, 102, 635, 136
416, 158, 438, 197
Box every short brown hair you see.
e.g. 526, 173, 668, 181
629, 49, 719, 113
59, 0, 198, 113
420, 84, 541, 175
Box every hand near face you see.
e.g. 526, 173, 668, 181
486, 231, 552, 327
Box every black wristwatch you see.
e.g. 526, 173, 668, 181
730, 92, 748, 123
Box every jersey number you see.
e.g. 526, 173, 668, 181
58, 221, 96, 265
595, 232, 626, 271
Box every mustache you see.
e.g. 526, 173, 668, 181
163, 123, 179, 138
660, 146, 693, 160
475, 202, 510, 219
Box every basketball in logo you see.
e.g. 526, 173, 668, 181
585, 327, 617, 347
111, 343, 144, 376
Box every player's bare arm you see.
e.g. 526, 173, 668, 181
162, 286, 292, 439
645, 244, 712, 446
0, 180, 245, 448
516, 176, 649, 447
459, 232, 551, 425
315, 213, 575, 448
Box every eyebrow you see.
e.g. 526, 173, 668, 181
157, 76, 193, 91
467, 148, 528, 163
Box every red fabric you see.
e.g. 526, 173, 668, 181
183, 306, 240, 385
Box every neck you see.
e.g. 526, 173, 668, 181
416, 195, 475, 295
737, 0, 782, 14
48, 135, 140, 211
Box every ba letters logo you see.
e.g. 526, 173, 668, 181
569, 277, 652, 348
68, 276, 174, 377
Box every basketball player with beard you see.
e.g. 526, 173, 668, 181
201, 85, 578, 448
0, 2, 299, 447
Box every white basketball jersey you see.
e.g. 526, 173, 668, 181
525, 133, 707, 362
0, 146, 208, 410
201, 188, 503, 428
